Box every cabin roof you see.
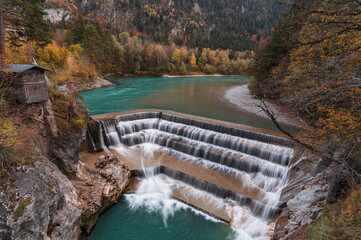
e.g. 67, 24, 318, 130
0, 64, 53, 73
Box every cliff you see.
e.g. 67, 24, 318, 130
0, 89, 130, 239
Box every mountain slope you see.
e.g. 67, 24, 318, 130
45, 0, 287, 50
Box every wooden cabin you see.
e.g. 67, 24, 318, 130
0, 64, 52, 104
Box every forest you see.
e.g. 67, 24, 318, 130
7, 14, 255, 86
45, 0, 287, 50
253, 0, 361, 237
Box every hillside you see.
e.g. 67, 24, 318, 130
45, 0, 287, 50
253, 0, 361, 237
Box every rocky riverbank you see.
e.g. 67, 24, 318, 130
74, 154, 130, 235
222, 85, 337, 239
67, 77, 113, 93
224, 85, 307, 129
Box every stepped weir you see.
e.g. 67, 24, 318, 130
86, 110, 297, 238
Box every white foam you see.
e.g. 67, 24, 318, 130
125, 175, 223, 225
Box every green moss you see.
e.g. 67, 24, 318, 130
13, 197, 32, 221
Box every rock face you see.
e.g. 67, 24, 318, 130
0, 96, 130, 239
42, 99, 87, 177
74, 154, 130, 235
0, 161, 81, 240
44, 9, 71, 23
273, 167, 331, 239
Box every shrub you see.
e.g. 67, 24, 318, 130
309, 189, 361, 240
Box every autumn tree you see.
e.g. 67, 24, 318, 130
255, 0, 361, 200
171, 48, 182, 66
0, 0, 4, 57
189, 53, 197, 70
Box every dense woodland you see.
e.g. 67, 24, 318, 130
7, 16, 255, 86
253, 0, 361, 236
45, 0, 287, 50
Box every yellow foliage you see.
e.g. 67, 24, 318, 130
189, 53, 197, 70
282, 1, 361, 144
0, 118, 18, 149
171, 48, 182, 66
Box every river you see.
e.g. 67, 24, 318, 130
81, 76, 281, 131
80, 76, 284, 240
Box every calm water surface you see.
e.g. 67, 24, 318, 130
81, 76, 278, 130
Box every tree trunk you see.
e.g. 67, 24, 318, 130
0, 0, 5, 60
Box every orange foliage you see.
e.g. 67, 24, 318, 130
281, 1, 361, 146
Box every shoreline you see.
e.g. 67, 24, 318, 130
162, 73, 244, 78
70, 77, 114, 93
223, 85, 307, 129
105, 72, 245, 78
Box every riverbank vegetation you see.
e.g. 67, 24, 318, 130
0, 0, 86, 182
253, 0, 361, 235
309, 189, 361, 239
7, 17, 255, 85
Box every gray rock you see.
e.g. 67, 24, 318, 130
1, 160, 81, 240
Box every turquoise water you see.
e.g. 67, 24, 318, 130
91, 198, 234, 240
80, 76, 278, 131
83, 76, 275, 240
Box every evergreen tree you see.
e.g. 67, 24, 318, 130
72, 15, 86, 44
5, 0, 52, 47
83, 25, 102, 66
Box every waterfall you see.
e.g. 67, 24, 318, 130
88, 111, 294, 239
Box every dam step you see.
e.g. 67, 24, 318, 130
85, 110, 294, 226
131, 166, 282, 220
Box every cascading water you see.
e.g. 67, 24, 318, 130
88, 112, 294, 239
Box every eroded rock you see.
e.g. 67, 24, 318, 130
95, 154, 119, 168
74, 154, 130, 235
273, 169, 330, 239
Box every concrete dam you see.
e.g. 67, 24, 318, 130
86, 110, 305, 239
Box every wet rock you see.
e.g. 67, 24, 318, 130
273, 169, 330, 239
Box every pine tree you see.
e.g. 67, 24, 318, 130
5, 0, 52, 47
72, 15, 86, 44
